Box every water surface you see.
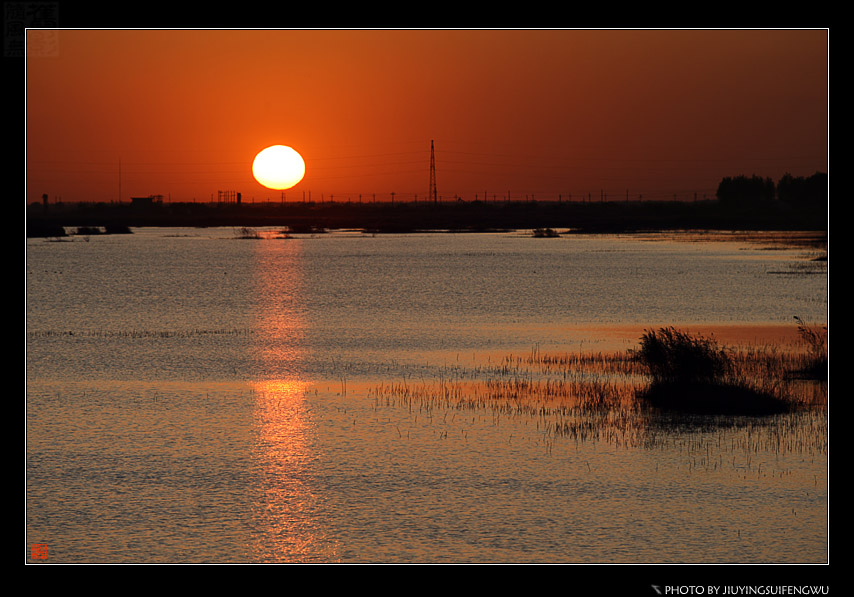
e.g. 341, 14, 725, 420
26, 228, 828, 563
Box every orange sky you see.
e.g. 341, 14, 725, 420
25, 29, 828, 204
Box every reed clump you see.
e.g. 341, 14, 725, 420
368, 323, 825, 455
634, 327, 731, 384
632, 327, 790, 416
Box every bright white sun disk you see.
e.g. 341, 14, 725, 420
252, 145, 306, 190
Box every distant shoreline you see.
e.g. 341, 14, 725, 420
26, 199, 828, 238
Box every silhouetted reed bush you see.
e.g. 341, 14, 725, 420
633, 327, 789, 416
634, 327, 731, 384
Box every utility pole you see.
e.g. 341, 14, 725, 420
429, 140, 438, 205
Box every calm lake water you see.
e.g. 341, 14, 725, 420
26, 228, 828, 564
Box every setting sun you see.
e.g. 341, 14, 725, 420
252, 145, 306, 190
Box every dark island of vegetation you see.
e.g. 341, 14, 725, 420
27, 172, 827, 237
632, 318, 827, 417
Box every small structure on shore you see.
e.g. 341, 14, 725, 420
131, 194, 164, 208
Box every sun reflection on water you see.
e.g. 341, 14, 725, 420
247, 238, 337, 562
249, 378, 337, 562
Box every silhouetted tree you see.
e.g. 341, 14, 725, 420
777, 171, 827, 207
716, 175, 776, 207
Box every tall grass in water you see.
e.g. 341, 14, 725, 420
793, 316, 828, 380
368, 322, 826, 458
633, 327, 790, 416
635, 327, 731, 385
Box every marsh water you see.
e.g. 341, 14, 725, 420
26, 228, 828, 563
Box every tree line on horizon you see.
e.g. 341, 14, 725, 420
716, 171, 827, 209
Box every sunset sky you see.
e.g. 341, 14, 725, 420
25, 29, 828, 204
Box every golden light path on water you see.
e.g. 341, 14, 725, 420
247, 237, 336, 562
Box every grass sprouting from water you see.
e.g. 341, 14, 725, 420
631, 327, 793, 416
368, 323, 827, 458
633, 327, 731, 385
793, 316, 828, 380
28, 327, 255, 339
